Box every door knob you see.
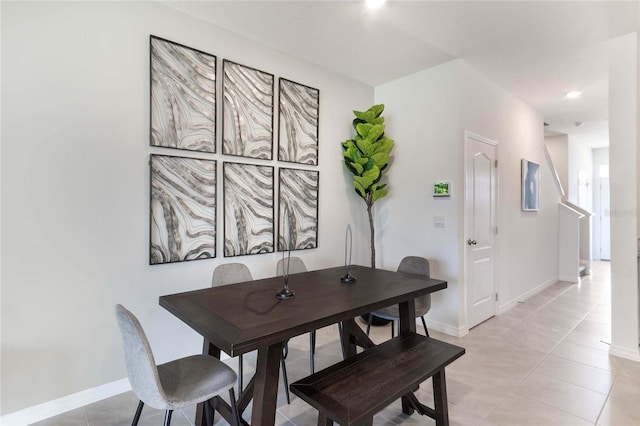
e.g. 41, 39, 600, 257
467, 239, 477, 245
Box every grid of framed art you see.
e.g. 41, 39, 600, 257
148, 35, 320, 265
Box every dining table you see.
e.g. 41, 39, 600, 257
159, 264, 447, 426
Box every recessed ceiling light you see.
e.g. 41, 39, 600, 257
365, 0, 386, 10
565, 91, 583, 99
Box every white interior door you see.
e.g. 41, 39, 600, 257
465, 132, 498, 328
600, 177, 611, 260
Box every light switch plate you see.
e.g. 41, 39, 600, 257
434, 215, 446, 228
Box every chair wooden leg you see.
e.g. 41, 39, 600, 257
229, 388, 241, 426
163, 410, 173, 426
366, 314, 373, 335
421, 315, 429, 337
391, 320, 395, 338
131, 400, 144, 426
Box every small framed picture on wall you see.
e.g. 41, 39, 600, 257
433, 181, 450, 197
522, 159, 540, 211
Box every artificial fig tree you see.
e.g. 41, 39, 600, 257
341, 104, 394, 268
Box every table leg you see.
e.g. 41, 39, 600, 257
398, 300, 416, 334
399, 300, 417, 415
251, 341, 285, 426
340, 318, 376, 358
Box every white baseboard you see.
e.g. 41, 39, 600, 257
499, 276, 559, 313
0, 378, 131, 426
423, 318, 468, 338
558, 274, 580, 283
610, 344, 640, 362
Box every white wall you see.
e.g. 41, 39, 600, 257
545, 135, 569, 196
374, 62, 462, 333
568, 136, 594, 210
608, 32, 639, 361
1, 1, 373, 415
374, 59, 560, 333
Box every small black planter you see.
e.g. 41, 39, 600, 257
360, 313, 391, 326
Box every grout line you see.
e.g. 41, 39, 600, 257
478, 272, 612, 424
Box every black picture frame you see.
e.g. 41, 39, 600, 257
278, 167, 319, 251
223, 162, 275, 257
277, 78, 320, 165
150, 35, 217, 153
150, 154, 216, 264
222, 59, 274, 159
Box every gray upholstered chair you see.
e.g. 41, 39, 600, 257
275, 256, 307, 277
212, 263, 291, 404
276, 257, 318, 375
115, 304, 240, 426
366, 256, 432, 338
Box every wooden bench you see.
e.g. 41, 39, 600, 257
290, 332, 465, 426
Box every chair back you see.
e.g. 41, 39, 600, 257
276, 256, 307, 276
397, 256, 431, 315
114, 304, 167, 409
212, 263, 252, 287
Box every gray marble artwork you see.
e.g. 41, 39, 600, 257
278, 168, 319, 251
223, 60, 274, 159
150, 36, 216, 152
278, 78, 319, 165
150, 155, 216, 264
223, 163, 274, 256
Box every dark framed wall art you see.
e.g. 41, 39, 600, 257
222, 60, 274, 159
150, 154, 217, 264
278, 168, 319, 251
522, 159, 540, 211
223, 162, 275, 256
278, 78, 319, 165
150, 35, 216, 153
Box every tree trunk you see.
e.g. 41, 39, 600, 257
366, 195, 375, 268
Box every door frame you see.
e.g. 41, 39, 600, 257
463, 131, 499, 331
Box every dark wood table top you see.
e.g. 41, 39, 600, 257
159, 265, 447, 356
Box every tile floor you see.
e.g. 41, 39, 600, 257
33, 261, 640, 425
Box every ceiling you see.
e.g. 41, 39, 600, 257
163, 1, 640, 148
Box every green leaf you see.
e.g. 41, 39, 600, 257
342, 144, 361, 162
355, 137, 374, 156
353, 110, 373, 122
373, 137, 394, 154
350, 162, 364, 175
367, 124, 384, 142
356, 123, 373, 138
371, 152, 389, 168
362, 165, 380, 182
353, 180, 366, 198
356, 157, 369, 166
372, 188, 388, 203
343, 159, 358, 174
342, 140, 354, 150
370, 104, 385, 117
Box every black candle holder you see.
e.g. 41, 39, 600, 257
340, 224, 357, 283
276, 251, 296, 299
